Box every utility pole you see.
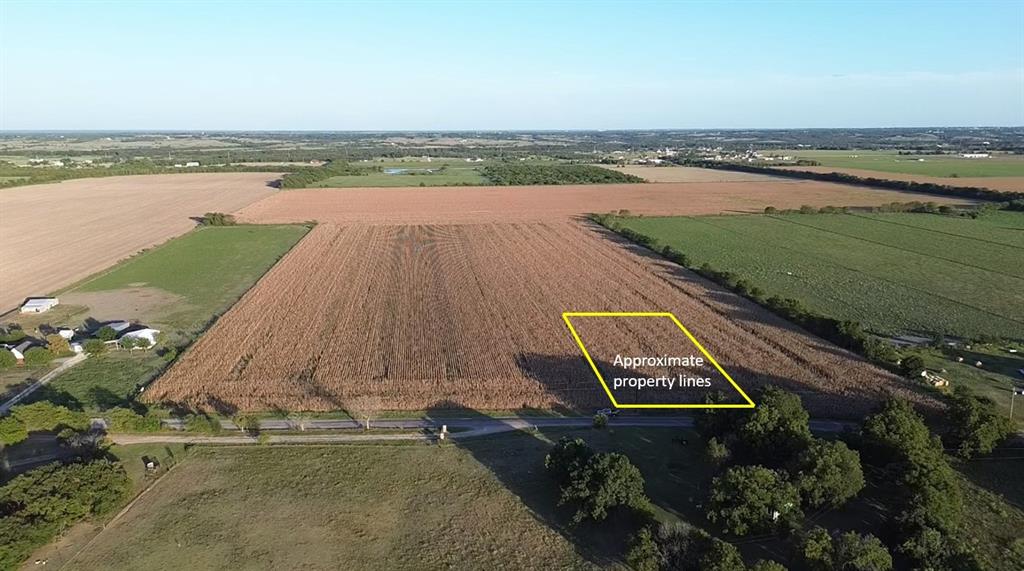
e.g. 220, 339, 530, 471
1011, 387, 1024, 421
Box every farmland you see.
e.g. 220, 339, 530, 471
0, 173, 279, 312
312, 167, 487, 187
146, 222, 929, 417
235, 180, 974, 224
597, 165, 784, 183
70, 225, 309, 331
63, 443, 592, 570
609, 211, 1024, 339
6, 225, 307, 410
59, 429, 1024, 570
774, 149, 1024, 178
777, 165, 1024, 192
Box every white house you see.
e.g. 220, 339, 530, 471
9, 340, 37, 362
185, 161, 200, 167
960, 152, 990, 159
58, 328, 75, 340
20, 297, 59, 314
120, 328, 161, 348
104, 321, 133, 333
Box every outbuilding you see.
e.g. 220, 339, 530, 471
20, 297, 59, 314
120, 328, 161, 348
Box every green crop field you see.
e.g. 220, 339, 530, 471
313, 167, 487, 187
74, 225, 308, 330
780, 150, 1024, 177
612, 212, 1024, 339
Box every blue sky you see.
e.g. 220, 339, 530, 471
1, 1, 1021, 130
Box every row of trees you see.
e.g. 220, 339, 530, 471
0, 159, 284, 190
482, 164, 645, 185
761, 200, 1008, 217
683, 160, 1024, 202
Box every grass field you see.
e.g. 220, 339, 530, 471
62, 428, 1024, 570
313, 167, 487, 187
778, 150, 1024, 178
73, 225, 309, 331
65, 441, 593, 570
613, 211, 1024, 340
25, 352, 163, 411
915, 343, 1024, 429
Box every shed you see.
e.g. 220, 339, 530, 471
20, 297, 59, 314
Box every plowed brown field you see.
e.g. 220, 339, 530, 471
777, 166, 1024, 192
0, 173, 279, 311
235, 181, 973, 224
147, 222, 932, 418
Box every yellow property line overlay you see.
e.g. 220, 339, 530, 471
562, 311, 756, 409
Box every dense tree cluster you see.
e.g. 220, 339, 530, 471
861, 398, 981, 569
797, 527, 893, 571
0, 402, 90, 446
482, 164, 644, 185
943, 386, 1013, 459
544, 437, 650, 523
0, 461, 129, 569
278, 162, 375, 188
627, 522, 788, 571
695, 387, 865, 538
199, 212, 237, 226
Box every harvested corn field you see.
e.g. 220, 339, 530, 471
146, 222, 933, 417
235, 181, 974, 224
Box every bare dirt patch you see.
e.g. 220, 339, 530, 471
60, 288, 185, 326
777, 166, 1024, 192
146, 222, 933, 418
236, 182, 974, 225
0, 173, 279, 312
597, 165, 785, 183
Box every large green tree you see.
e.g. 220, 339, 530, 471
707, 465, 802, 536
793, 440, 864, 509
559, 452, 649, 523
736, 386, 812, 465
945, 385, 1012, 459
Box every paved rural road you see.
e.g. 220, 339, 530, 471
109, 416, 859, 445
0, 353, 87, 414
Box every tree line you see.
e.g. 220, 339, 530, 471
482, 164, 645, 185
680, 160, 1024, 202
543, 383, 1011, 569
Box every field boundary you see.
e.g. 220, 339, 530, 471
562, 311, 756, 409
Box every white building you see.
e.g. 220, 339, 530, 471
960, 153, 990, 159
185, 161, 200, 167
20, 297, 59, 314
120, 328, 161, 348
9, 340, 36, 362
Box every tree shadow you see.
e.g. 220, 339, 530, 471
425, 399, 638, 566
515, 352, 750, 410
87, 386, 129, 411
